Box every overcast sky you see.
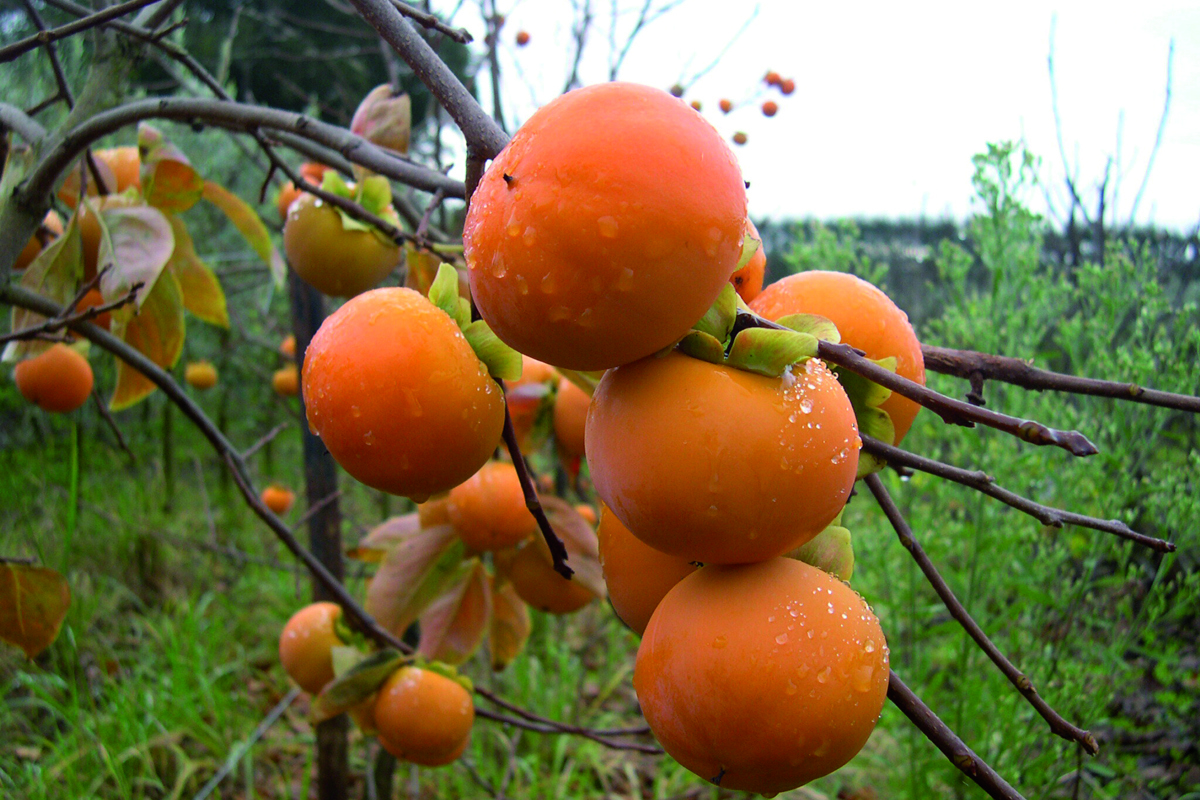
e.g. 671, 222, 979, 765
453, 1, 1199, 232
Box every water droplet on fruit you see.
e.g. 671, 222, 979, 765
816, 666, 831, 684
506, 222, 520, 238
852, 665, 875, 692
785, 680, 797, 695
811, 737, 831, 757
864, 639, 876, 653
516, 275, 529, 295
617, 268, 635, 292
540, 273, 557, 293
775, 633, 788, 645
548, 305, 571, 321
363, 431, 375, 446
597, 216, 618, 238
351, 406, 361, 418
523, 226, 537, 246
800, 398, 813, 414
712, 635, 727, 649
806, 630, 814, 639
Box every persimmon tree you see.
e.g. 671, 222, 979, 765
1, 3, 1197, 800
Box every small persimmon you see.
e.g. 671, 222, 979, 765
750, 270, 926, 443
764, 70, 782, 86
302, 287, 505, 501
374, 666, 474, 766
718, 98, 733, 114
504, 356, 557, 450
587, 351, 859, 564
279, 334, 296, 360
515, 30, 530, 46
418, 495, 453, 528
272, 365, 299, 397
261, 484, 295, 515
780, 78, 796, 95
185, 360, 218, 390
729, 219, 766, 303
447, 461, 536, 552
278, 602, 343, 695
463, 82, 747, 370
597, 506, 696, 636
732, 131, 748, 146
284, 192, 401, 297
574, 504, 597, 526
762, 100, 779, 117
14, 344, 93, 413
635, 558, 889, 795
508, 543, 595, 614
552, 377, 589, 458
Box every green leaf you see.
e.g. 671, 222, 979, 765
0, 564, 71, 659
109, 267, 185, 410
692, 283, 738, 343
138, 123, 203, 213
2, 215, 83, 363
677, 330, 726, 364
557, 369, 603, 398
312, 648, 407, 724
775, 313, 841, 344
356, 175, 393, 218
427, 262, 461, 320
165, 215, 228, 328
97, 203, 175, 314
463, 320, 523, 382
835, 355, 897, 472
201, 181, 286, 288
403, 243, 443, 295
725, 327, 819, 378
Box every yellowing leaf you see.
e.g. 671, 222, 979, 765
417, 559, 492, 666
139, 125, 203, 213
364, 524, 465, 637
165, 215, 228, 327
488, 579, 530, 671
110, 267, 185, 410
202, 181, 286, 287
2, 216, 83, 363
0, 564, 71, 659
347, 512, 420, 562
96, 203, 175, 313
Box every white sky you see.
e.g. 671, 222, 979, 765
451, 1, 1200, 231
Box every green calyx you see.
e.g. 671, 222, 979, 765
834, 355, 898, 478
428, 263, 522, 382
320, 171, 399, 245
787, 511, 855, 581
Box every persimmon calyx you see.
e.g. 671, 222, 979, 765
312, 647, 409, 723
833, 354, 898, 478
734, 228, 761, 272
787, 513, 855, 581
428, 263, 522, 381
319, 171, 399, 243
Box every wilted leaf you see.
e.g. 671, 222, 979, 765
347, 512, 421, 563
533, 496, 606, 598
2, 216, 82, 363
725, 326, 819, 378
96, 203, 174, 312
312, 648, 406, 724
364, 524, 465, 637
165, 215, 228, 327
0, 564, 71, 659
139, 124, 203, 213
202, 181, 286, 287
488, 579, 530, 671
417, 559, 492, 665
109, 267, 185, 410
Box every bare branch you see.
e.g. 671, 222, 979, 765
388, 0, 474, 44
922, 344, 1200, 414
20, 0, 76, 110
866, 473, 1101, 754
1128, 39, 1174, 225
0, 0, 164, 63
0, 103, 47, 144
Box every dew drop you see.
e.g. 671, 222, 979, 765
516, 275, 529, 295
864, 639, 876, 653
785, 680, 797, 696
800, 398, 814, 414
522, 226, 538, 246
597, 216, 619, 238
617, 267, 635, 292
548, 305, 571, 322
816, 666, 831, 684
775, 633, 789, 645
712, 635, 728, 649
540, 273, 557, 293
350, 405, 361, 418
852, 665, 875, 693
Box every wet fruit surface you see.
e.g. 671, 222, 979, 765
374, 667, 474, 766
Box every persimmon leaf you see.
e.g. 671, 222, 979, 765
312, 648, 407, 724
488, 579, 531, 671
533, 496, 606, 598
109, 268, 185, 410
725, 326, 819, 378
677, 330, 726, 365
138, 124, 203, 213
734, 228, 761, 271
0, 564, 71, 659
417, 559, 492, 666
165, 215, 227, 328
427, 262, 461, 320
2, 215, 82, 363
403, 244, 443, 296
201, 181, 286, 288
346, 512, 420, 563
364, 523, 465, 637
96, 203, 175, 313
557, 369, 603, 398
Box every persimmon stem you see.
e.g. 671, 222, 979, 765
922, 344, 1200, 414
498, 396, 573, 579
866, 473, 1101, 755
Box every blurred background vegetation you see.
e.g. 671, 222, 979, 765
2, 2, 1198, 799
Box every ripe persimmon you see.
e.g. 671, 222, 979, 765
302, 287, 505, 501
504, 356, 557, 449
780, 78, 796, 95
14, 344, 93, 413
597, 506, 696, 636
284, 192, 401, 297
515, 30, 530, 46
276, 164, 330, 221
374, 666, 474, 766
732, 131, 748, 146
14, 211, 62, 271
587, 351, 859, 564
635, 557, 890, 795
764, 70, 782, 86
463, 82, 747, 370
418, 495, 453, 528
73, 288, 112, 330
279, 334, 296, 360
729, 219, 766, 303
261, 484, 295, 515
750, 271, 926, 443
508, 543, 595, 614
552, 377, 589, 458
272, 365, 299, 397
448, 461, 536, 551
185, 360, 218, 390
279, 601, 343, 695
762, 100, 779, 117
718, 98, 733, 114
57, 148, 136, 209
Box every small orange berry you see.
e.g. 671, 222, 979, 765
762, 100, 778, 117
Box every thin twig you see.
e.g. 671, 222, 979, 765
388, 0, 473, 43
500, 401, 572, 578
91, 390, 135, 465
922, 344, 1200, 414
0, 0, 163, 63
0, 285, 141, 346
866, 473, 1100, 755
241, 422, 290, 461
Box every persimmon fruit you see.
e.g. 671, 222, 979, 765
272, 365, 299, 397
515, 30, 530, 46
507, 542, 595, 614
762, 100, 779, 117
764, 70, 782, 86
751, 270, 926, 443
284, 192, 401, 297
447, 461, 536, 552
463, 81, 748, 370
374, 666, 474, 766
587, 350, 859, 564
504, 356, 557, 449
718, 98, 733, 114
73, 288, 112, 329
185, 360, 218, 390
552, 377, 589, 458
780, 78, 796, 95
278, 602, 343, 695
732, 131, 748, 146
729, 219, 766, 303
261, 484, 295, 515
14, 344, 93, 413
302, 287, 505, 501
635, 557, 890, 795
14, 211, 62, 271
597, 506, 696, 636
279, 334, 296, 360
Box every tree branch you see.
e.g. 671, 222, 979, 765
866, 473, 1100, 755
0, 0, 163, 63
500, 401, 572, 578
